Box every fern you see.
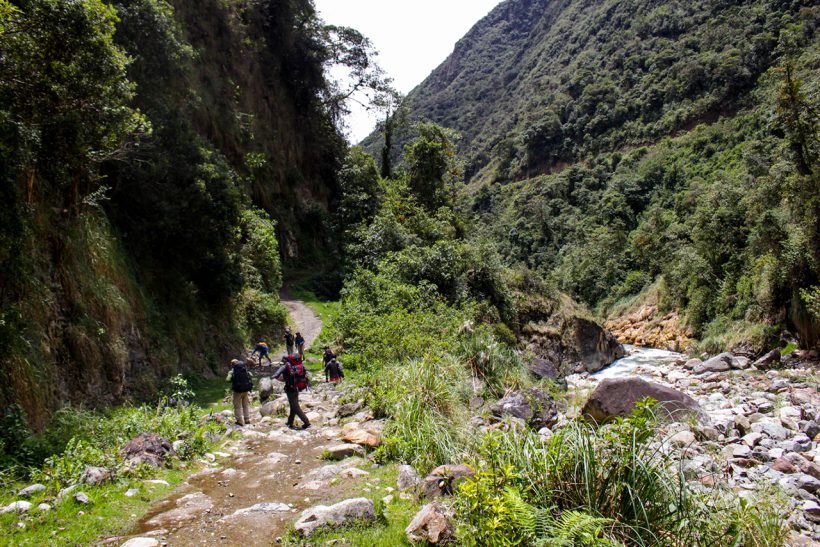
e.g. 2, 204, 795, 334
535, 510, 624, 547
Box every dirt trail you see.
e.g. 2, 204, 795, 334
280, 291, 323, 352
110, 300, 369, 546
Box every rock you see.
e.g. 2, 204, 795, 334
18, 484, 46, 498
693, 353, 733, 374
733, 444, 752, 458
538, 426, 554, 439
773, 458, 797, 474
57, 485, 77, 499
405, 502, 455, 544
294, 497, 375, 537
37, 503, 51, 512
683, 358, 702, 370
323, 444, 365, 460
468, 397, 484, 411
797, 474, 820, 494
490, 388, 555, 428
222, 502, 290, 520
259, 401, 277, 417
80, 466, 112, 486
804, 421, 820, 440
342, 420, 383, 448
668, 430, 695, 447
125, 488, 140, 497
337, 401, 363, 418
530, 358, 560, 380
581, 377, 704, 424
421, 464, 475, 500
145, 492, 213, 527
742, 432, 763, 447
74, 492, 92, 505
752, 421, 791, 441
0, 501, 32, 515
120, 539, 160, 547
734, 414, 751, 436
397, 465, 421, 491
753, 349, 781, 370
258, 377, 274, 403
731, 356, 750, 370
121, 433, 174, 470
572, 318, 625, 373
803, 500, 820, 523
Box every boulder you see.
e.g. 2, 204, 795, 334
581, 377, 704, 424
323, 444, 365, 460
294, 497, 375, 537
80, 466, 112, 486
145, 492, 213, 527
337, 401, 363, 418
490, 388, 556, 429
0, 501, 32, 515
121, 433, 174, 470
17, 484, 45, 498
342, 420, 384, 447
572, 318, 625, 373
753, 349, 781, 370
805, 421, 820, 440
259, 401, 276, 417
421, 464, 475, 499
683, 358, 702, 370
693, 353, 733, 374
530, 358, 560, 380
74, 492, 92, 505
258, 377, 274, 403
405, 502, 455, 544
397, 465, 421, 491
221, 502, 290, 520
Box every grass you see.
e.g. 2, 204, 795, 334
0, 468, 188, 545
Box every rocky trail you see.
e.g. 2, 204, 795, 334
109, 299, 384, 546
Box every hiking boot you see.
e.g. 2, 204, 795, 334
301, 423, 311, 430
287, 424, 297, 430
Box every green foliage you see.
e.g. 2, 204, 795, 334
403, 123, 462, 211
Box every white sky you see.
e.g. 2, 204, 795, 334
313, 0, 504, 143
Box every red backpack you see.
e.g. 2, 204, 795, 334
286, 358, 308, 392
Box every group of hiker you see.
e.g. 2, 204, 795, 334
226, 327, 345, 430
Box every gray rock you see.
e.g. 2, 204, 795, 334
259, 401, 277, 417
733, 444, 752, 458
120, 539, 160, 547
693, 353, 733, 374
797, 474, 820, 494
121, 433, 174, 470
337, 401, 363, 418
753, 349, 781, 370
804, 421, 820, 440
294, 497, 375, 537
397, 465, 421, 491
145, 492, 213, 527
582, 377, 704, 424
57, 485, 77, 499
668, 430, 695, 447
752, 421, 791, 441
530, 358, 560, 380
731, 356, 750, 370
37, 503, 51, 512
742, 432, 763, 447
18, 484, 46, 498
258, 377, 274, 403
405, 502, 455, 544
803, 500, 820, 523
421, 464, 475, 499
125, 488, 140, 497
683, 358, 702, 370
490, 388, 555, 429
0, 501, 32, 515
323, 444, 365, 460
80, 466, 112, 486
222, 502, 290, 520
74, 492, 91, 505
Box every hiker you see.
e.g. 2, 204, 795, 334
295, 331, 305, 360
325, 357, 344, 383
322, 346, 336, 366
273, 354, 311, 430
284, 328, 295, 356
251, 341, 272, 366
226, 358, 253, 427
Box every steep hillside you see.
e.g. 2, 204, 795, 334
368, 0, 819, 350
0, 0, 347, 428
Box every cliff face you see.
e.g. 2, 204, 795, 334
0, 0, 344, 428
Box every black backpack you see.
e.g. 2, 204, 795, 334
232, 364, 253, 392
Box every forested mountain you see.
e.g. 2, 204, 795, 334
0, 0, 353, 426
369, 0, 820, 351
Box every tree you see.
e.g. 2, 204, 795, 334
403, 123, 462, 211
373, 88, 405, 179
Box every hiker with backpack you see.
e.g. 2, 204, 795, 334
322, 346, 336, 366
325, 357, 344, 383
284, 328, 295, 356
226, 358, 253, 427
273, 354, 311, 430
251, 341, 272, 366
295, 331, 305, 360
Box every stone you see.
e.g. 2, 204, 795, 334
773, 458, 797, 473
803, 500, 820, 523
221, 502, 290, 520
18, 484, 46, 498
804, 421, 820, 440
337, 401, 363, 418
797, 474, 820, 493
733, 444, 752, 458
753, 349, 781, 370
121, 433, 174, 470
342, 420, 383, 447
530, 358, 560, 380
731, 356, 750, 370
258, 377, 274, 403
0, 501, 32, 515
57, 485, 77, 499
80, 466, 112, 486
397, 465, 421, 491
469, 397, 484, 411
259, 401, 277, 417
323, 444, 365, 460
125, 488, 140, 497
581, 377, 704, 424
74, 492, 92, 505
145, 492, 213, 527
120, 539, 161, 547
294, 497, 376, 537
421, 464, 475, 499
37, 503, 51, 512
571, 317, 625, 373
693, 353, 733, 374
490, 388, 555, 428
668, 430, 695, 447
683, 358, 702, 370
538, 427, 554, 439
742, 432, 763, 447
752, 421, 791, 441
405, 502, 455, 544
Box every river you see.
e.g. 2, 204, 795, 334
592, 344, 684, 380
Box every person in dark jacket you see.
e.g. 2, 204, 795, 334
295, 332, 305, 360
272, 355, 310, 430
226, 359, 253, 426
325, 358, 344, 383
322, 347, 336, 366
284, 328, 295, 356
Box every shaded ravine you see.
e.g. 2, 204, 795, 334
108, 300, 368, 546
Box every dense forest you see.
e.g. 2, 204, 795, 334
370, 0, 820, 352
0, 0, 370, 427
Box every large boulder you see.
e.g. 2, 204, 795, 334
530, 358, 559, 380
581, 377, 703, 424
294, 497, 376, 537
421, 464, 475, 499
490, 388, 556, 429
323, 444, 365, 460
258, 377, 274, 403
80, 466, 112, 486
121, 433, 174, 470
753, 349, 781, 370
18, 484, 45, 498
397, 465, 421, 491
342, 420, 384, 447
692, 352, 748, 373
572, 318, 625, 373
406, 502, 455, 544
